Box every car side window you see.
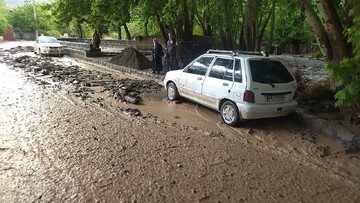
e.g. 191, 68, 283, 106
209, 58, 234, 81
234, 59, 242, 83
186, 56, 213, 76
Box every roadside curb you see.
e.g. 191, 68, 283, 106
293, 108, 360, 152
65, 48, 359, 152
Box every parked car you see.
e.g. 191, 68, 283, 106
33, 36, 64, 56
163, 50, 298, 126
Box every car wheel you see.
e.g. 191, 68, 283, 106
167, 82, 179, 101
220, 101, 240, 126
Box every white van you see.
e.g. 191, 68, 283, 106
163, 50, 298, 126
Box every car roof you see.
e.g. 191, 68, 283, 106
204, 49, 270, 60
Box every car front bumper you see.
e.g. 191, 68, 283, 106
42, 48, 64, 55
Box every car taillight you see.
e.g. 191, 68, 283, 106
243, 90, 255, 103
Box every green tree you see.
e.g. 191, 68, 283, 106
8, 4, 37, 32
90, 0, 132, 39
0, 0, 8, 34
54, 0, 92, 38
274, 0, 313, 53
326, 2, 360, 107
295, 0, 351, 62
8, 2, 60, 36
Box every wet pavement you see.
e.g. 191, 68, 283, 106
1, 41, 360, 202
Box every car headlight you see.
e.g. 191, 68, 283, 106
41, 46, 49, 50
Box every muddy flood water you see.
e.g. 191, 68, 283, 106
1, 41, 360, 202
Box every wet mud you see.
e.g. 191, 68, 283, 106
1, 43, 360, 202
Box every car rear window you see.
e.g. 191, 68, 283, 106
249, 60, 294, 83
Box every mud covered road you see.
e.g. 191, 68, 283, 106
1, 41, 360, 202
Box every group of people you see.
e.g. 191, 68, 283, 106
151, 32, 178, 74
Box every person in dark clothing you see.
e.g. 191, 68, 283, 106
165, 32, 177, 71
151, 38, 164, 74
19, 31, 24, 40
92, 30, 101, 48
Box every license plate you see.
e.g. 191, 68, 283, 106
266, 95, 285, 102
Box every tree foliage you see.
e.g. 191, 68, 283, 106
0, 0, 8, 34
326, 2, 360, 107
8, 4, 36, 31
7, 2, 57, 34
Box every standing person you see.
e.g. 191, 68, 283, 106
92, 30, 101, 48
19, 31, 24, 40
151, 38, 164, 74
165, 32, 178, 71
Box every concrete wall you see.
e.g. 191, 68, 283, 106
59, 38, 135, 50
13, 31, 36, 41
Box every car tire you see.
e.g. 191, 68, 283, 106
167, 82, 179, 101
220, 101, 240, 126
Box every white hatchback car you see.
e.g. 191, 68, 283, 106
163, 50, 298, 126
34, 36, 64, 56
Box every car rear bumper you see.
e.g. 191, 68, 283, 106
237, 100, 297, 119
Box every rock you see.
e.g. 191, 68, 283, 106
247, 127, 254, 135
317, 145, 330, 158
40, 69, 49, 75
40, 62, 55, 72
124, 95, 140, 104
350, 156, 360, 165
117, 107, 142, 116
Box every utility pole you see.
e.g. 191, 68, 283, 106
33, 0, 38, 38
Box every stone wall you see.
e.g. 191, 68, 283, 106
59, 38, 135, 50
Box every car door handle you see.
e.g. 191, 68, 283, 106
223, 83, 229, 86
197, 77, 203, 80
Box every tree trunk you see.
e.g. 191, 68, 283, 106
295, 0, 333, 60
266, 0, 276, 55
221, 0, 234, 50
117, 22, 121, 39
196, 0, 212, 37
257, 0, 274, 51
155, 12, 167, 44
239, 25, 245, 50
123, 23, 131, 40
316, 0, 351, 62
244, 0, 258, 51
144, 17, 149, 36
180, 0, 194, 41
77, 22, 83, 38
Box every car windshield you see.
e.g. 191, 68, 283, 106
39, 37, 58, 43
249, 60, 294, 83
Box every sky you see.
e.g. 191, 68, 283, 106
5, 0, 53, 8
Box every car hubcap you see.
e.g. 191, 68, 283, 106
223, 105, 235, 123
